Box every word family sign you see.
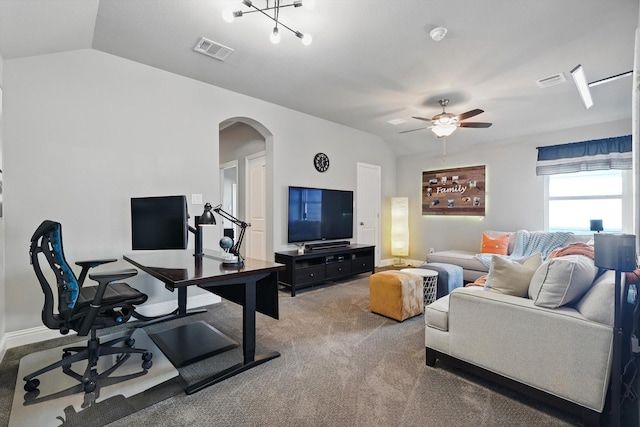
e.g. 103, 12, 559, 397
422, 165, 485, 216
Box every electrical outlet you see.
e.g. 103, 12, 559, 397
429, 248, 435, 254
191, 194, 203, 204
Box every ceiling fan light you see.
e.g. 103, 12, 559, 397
431, 124, 457, 138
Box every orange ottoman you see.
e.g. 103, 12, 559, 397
369, 270, 424, 321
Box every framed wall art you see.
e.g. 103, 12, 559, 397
422, 165, 485, 216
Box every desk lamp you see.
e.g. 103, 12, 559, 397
593, 233, 636, 427
198, 203, 250, 267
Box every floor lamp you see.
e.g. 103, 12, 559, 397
391, 197, 409, 267
594, 233, 637, 427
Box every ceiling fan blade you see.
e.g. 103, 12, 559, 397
400, 127, 429, 134
459, 122, 492, 128
411, 116, 432, 122
457, 109, 484, 121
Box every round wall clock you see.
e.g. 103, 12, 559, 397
314, 152, 330, 172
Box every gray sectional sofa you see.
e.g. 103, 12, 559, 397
424, 257, 617, 426
425, 230, 591, 282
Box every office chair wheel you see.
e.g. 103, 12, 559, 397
142, 351, 152, 362
24, 378, 40, 392
83, 380, 97, 393
142, 359, 153, 370
125, 338, 135, 347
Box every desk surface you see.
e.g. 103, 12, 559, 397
123, 250, 285, 289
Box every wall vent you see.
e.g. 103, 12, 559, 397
536, 72, 567, 88
194, 37, 234, 61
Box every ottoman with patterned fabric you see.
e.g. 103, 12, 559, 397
369, 270, 423, 321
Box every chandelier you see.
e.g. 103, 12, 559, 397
222, 0, 315, 45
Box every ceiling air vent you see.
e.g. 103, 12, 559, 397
194, 37, 234, 61
536, 72, 567, 88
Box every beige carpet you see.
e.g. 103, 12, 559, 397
2, 276, 582, 426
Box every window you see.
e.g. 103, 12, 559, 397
546, 169, 631, 234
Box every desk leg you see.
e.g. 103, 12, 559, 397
185, 277, 280, 395
178, 287, 188, 316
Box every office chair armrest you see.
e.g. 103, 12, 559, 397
76, 268, 139, 336
88, 268, 138, 285
76, 258, 118, 285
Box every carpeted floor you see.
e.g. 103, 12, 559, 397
0, 276, 581, 426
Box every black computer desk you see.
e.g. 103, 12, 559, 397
124, 250, 285, 394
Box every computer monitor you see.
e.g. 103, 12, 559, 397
131, 195, 189, 250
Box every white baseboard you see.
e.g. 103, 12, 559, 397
0, 293, 221, 362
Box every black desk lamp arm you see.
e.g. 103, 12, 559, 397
212, 205, 250, 259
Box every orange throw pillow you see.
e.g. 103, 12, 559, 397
481, 233, 510, 255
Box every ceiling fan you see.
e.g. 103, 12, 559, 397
400, 99, 492, 138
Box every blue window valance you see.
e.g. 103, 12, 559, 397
536, 135, 632, 175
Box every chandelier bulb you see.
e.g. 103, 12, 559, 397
222, 9, 235, 23
298, 32, 312, 46
270, 27, 281, 44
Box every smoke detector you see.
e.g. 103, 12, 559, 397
430, 27, 448, 42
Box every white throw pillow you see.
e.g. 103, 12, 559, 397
488, 254, 542, 297
528, 255, 598, 308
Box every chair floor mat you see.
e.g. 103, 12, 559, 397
9, 328, 182, 427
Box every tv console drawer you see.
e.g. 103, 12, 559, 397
295, 265, 325, 286
352, 257, 373, 274
326, 261, 352, 278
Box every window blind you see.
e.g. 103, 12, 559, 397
536, 135, 631, 175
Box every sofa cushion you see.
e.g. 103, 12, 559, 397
426, 250, 488, 273
574, 270, 615, 326
481, 232, 510, 255
529, 255, 598, 308
488, 254, 542, 297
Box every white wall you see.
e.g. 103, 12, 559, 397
2, 49, 396, 335
0, 51, 5, 356
397, 119, 631, 263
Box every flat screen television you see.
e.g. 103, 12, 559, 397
287, 186, 354, 243
131, 195, 189, 250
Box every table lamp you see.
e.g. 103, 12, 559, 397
593, 233, 636, 427
198, 202, 250, 267
590, 219, 603, 233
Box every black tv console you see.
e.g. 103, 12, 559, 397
274, 244, 375, 297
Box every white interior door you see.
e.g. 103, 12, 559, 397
246, 152, 267, 260
356, 162, 381, 266
219, 160, 238, 243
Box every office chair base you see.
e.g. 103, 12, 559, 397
23, 332, 153, 394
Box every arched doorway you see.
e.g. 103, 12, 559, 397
219, 118, 274, 261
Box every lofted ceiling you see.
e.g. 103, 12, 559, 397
0, 0, 637, 157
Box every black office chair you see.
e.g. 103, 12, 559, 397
24, 220, 153, 394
